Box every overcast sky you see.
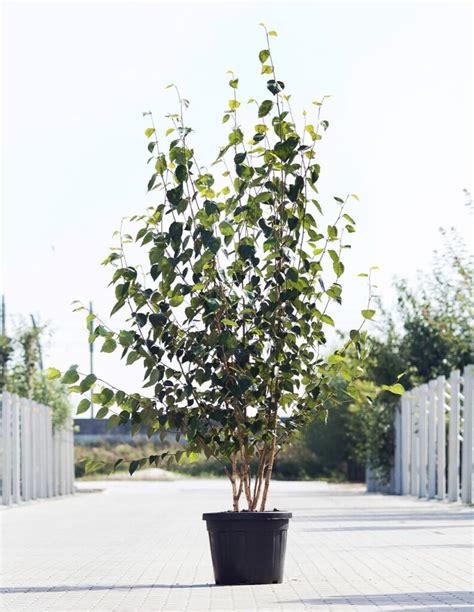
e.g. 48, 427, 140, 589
1, 0, 472, 405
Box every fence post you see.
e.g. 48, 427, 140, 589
68, 419, 74, 494
394, 404, 402, 494
38, 405, 45, 498
53, 427, 59, 496
60, 427, 65, 495
427, 380, 437, 499
436, 375, 446, 500
20, 397, 30, 501
461, 365, 473, 504
401, 394, 411, 495
11, 394, 21, 504
31, 401, 38, 499
418, 385, 428, 498
1, 393, 12, 505
43, 405, 49, 497
448, 370, 460, 502
410, 391, 419, 496
47, 408, 54, 498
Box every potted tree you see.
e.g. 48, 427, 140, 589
50, 25, 374, 585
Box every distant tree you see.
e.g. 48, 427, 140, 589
359, 228, 473, 480
304, 227, 474, 482
3, 320, 71, 428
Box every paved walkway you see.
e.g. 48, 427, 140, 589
1, 480, 472, 611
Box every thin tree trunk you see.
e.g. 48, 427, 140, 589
239, 446, 253, 509
230, 455, 241, 511
251, 446, 267, 510
259, 409, 279, 511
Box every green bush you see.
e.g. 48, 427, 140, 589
76, 439, 337, 481
75, 441, 169, 477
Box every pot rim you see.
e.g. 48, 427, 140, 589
203, 511, 292, 521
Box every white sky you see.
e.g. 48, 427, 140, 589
1, 0, 473, 408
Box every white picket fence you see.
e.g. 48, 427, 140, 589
0, 392, 75, 505
391, 365, 474, 504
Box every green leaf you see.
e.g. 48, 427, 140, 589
361, 309, 376, 320
238, 243, 256, 261
86, 312, 96, 327
62, 367, 79, 384
46, 367, 61, 380
222, 318, 237, 327
382, 383, 405, 396
333, 260, 344, 277
144, 128, 155, 138
106, 414, 121, 430
169, 221, 183, 241
258, 100, 273, 118
155, 155, 167, 174
147, 173, 157, 191
349, 329, 360, 341
274, 137, 299, 162
113, 458, 123, 471
76, 399, 91, 415
118, 330, 134, 347
80, 374, 97, 392
149, 313, 167, 327
219, 221, 234, 237
129, 460, 139, 476
229, 78, 239, 89
228, 128, 243, 146
259, 49, 270, 63
175, 165, 188, 182
208, 237, 221, 254
320, 314, 335, 326
204, 200, 219, 215
101, 338, 117, 353
166, 185, 183, 206
169, 295, 184, 307
100, 388, 114, 404
96, 406, 109, 419
267, 79, 285, 96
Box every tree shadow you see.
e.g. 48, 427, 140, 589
357, 543, 472, 549
303, 523, 470, 532
294, 511, 474, 523
279, 591, 474, 608
393, 608, 472, 612
1, 583, 214, 594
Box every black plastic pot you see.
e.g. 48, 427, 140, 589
202, 511, 292, 585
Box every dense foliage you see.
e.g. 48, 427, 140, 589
51, 26, 374, 510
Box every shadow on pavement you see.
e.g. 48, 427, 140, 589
279, 591, 474, 607
1, 583, 214, 593
303, 523, 469, 532
294, 511, 474, 522
391, 608, 473, 611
